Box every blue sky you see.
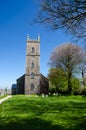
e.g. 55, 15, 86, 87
0, 0, 72, 89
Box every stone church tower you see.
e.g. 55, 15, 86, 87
14, 35, 49, 95
25, 35, 40, 94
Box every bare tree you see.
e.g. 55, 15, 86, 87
36, 0, 86, 42
49, 43, 84, 93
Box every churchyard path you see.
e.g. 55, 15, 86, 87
0, 95, 12, 104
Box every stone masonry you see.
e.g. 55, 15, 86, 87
25, 35, 40, 94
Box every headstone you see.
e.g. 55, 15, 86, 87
42, 93, 45, 97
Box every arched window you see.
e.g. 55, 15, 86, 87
32, 47, 35, 53
31, 84, 34, 91
31, 73, 35, 79
31, 62, 34, 69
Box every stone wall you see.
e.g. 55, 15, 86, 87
40, 74, 49, 94
16, 75, 25, 94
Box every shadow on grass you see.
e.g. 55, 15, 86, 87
0, 116, 86, 130
70, 116, 86, 130
0, 117, 65, 130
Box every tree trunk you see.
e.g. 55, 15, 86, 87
68, 72, 72, 94
82, 70, 85, 88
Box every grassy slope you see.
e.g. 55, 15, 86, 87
0, 95, 86, 130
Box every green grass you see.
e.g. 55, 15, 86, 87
0, 95, 7, 99
0, 95, 86, 130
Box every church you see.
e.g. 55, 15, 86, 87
12, 35, 49, 95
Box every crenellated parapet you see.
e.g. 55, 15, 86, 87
26, 34, 40, 43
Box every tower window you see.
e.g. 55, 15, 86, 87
31, 84, 34, 91
31, 73, 35, 79
31, 62, 34, 69
32, 47, 35, 53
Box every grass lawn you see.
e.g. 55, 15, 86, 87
0, 95, 7, 99
0, 95, 86, 130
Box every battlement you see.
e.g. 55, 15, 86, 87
26, 34, 40, 42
